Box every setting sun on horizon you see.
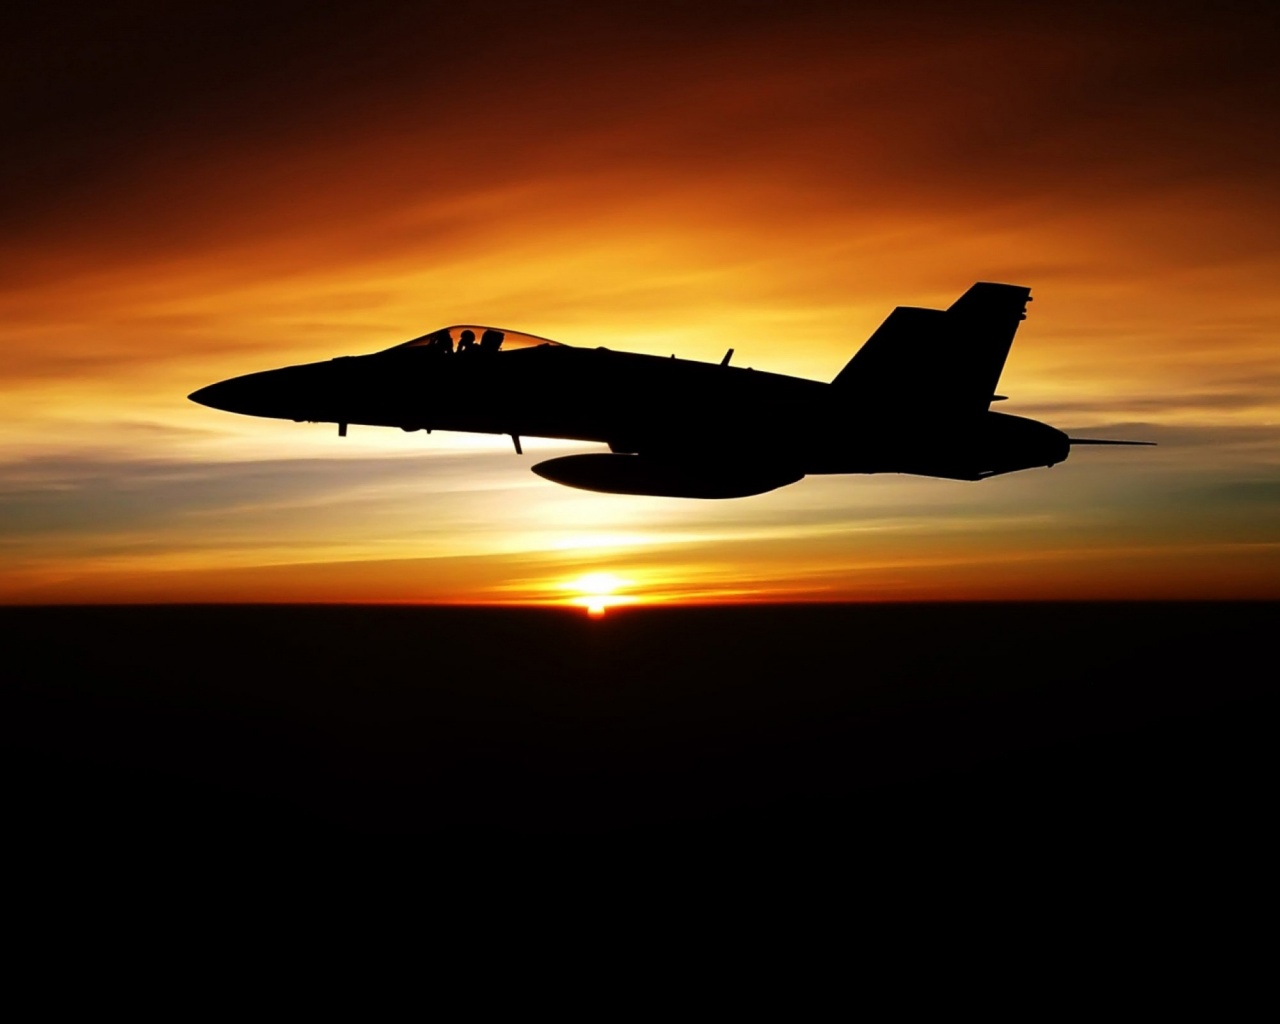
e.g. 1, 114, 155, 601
563, 572, 636, 617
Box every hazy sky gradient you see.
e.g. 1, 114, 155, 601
4, 1, 1279, 604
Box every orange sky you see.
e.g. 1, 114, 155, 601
3, 1, 1279, 606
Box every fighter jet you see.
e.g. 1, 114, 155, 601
189, 282, 1151, 498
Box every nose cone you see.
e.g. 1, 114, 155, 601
188, 364, 327, 420
188, 373, 273, 416
188, 379, 242, 412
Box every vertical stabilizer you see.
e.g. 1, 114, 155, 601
832, 282, 1031, 413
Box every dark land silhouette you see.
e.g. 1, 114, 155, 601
3, 602, 1272, 860
189, 283, 1151, 498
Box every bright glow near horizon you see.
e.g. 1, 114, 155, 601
564, 572, 636, 617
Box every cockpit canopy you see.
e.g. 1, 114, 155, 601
383, 326, 565, 355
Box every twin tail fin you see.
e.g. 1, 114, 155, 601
832, 282, 1032, 414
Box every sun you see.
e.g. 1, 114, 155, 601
565, 571, 636, 618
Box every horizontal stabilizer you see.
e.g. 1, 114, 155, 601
1068, 438, 1156, 446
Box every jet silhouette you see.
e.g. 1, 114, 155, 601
189, 282, 1151, 498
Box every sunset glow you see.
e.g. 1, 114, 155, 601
3, 2, 1279, 604
564, 572, 636, 617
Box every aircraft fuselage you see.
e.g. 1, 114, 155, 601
190, 285, 1145, 497
191, 342, 1068, 488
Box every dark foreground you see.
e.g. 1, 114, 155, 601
2, 604, 1274, 865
